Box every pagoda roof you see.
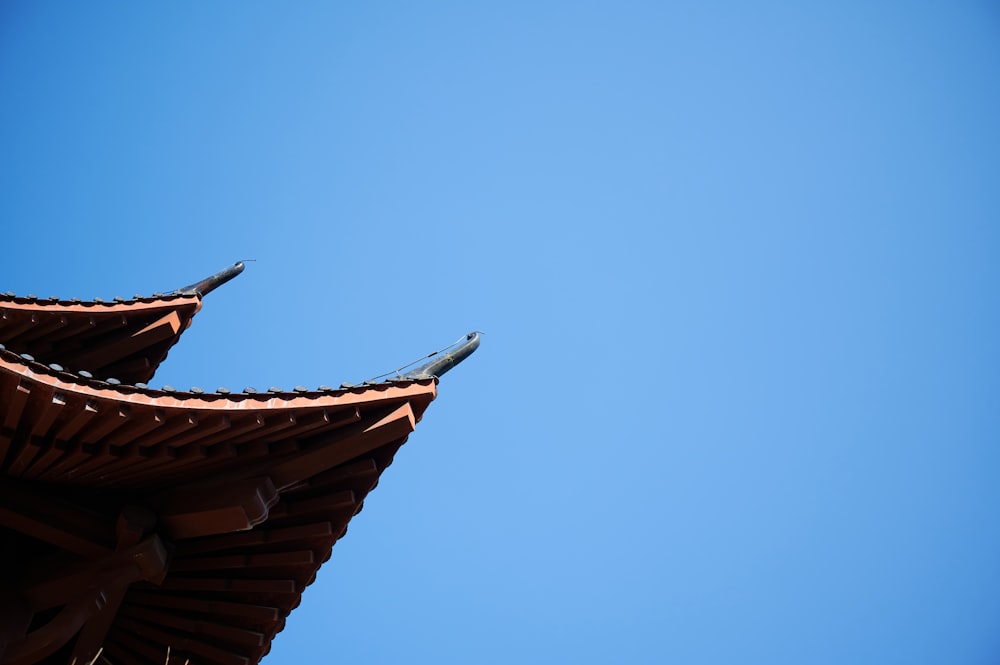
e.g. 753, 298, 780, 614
0, 262, 245, 386
0, 345, 438, 493
0, 266, 480, 665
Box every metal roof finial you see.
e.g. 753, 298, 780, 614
169, 261, 247, 297
403, 332, 482, 379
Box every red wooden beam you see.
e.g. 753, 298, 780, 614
69, 311, 181, 371
124, 592, 280, 628
0, 482, 115, 558
269, 402, 415, 490
19, 535, 168, 612
156, 477, 279, 539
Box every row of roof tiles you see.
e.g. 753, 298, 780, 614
0, 260, 478, 398
0, 343, 433, 400
0, 293, 198, 305
0, 260, 246, 306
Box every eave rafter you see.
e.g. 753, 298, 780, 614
0, 351, 436, 487
0, 298, 201, 386
0, 261, 247, 386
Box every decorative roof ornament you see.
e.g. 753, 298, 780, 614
404, 332, 482, 379
168, 260, 247, 297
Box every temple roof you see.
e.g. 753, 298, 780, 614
0, 262, 246, 386
0, 265, 479, 665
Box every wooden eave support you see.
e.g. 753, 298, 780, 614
7, 314, 68, 345
125, 604, 266, 648
175, 521, 337, 557
1, 589, 105, 665
0, 480, 161, 665
124, 592, 280, 628
19, 537, 167, 614
0, 313, 42, 340
0, 481, 116, 558
142, 402, 414, 542
2, 535, 168, 665
70, 311, 181, 374
0, 299, 198, 345
0, 299, 201, 383
114, 616, 250, 665
25, 315, 97, 345
156, 477, 279, 540
69, 508, 157, 665
269, 402, 416, 491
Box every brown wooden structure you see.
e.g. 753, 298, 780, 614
0, 263, 479, 665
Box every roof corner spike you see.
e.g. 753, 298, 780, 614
404, 332, 482, 380
169, 261, 246, 297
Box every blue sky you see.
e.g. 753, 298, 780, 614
2, 2, 999, 663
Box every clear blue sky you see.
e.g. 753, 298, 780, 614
2, 2, 999, 663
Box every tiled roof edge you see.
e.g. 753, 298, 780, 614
0, 292, 201, 307
0, 261, 247, 307
0, 344, 435, 402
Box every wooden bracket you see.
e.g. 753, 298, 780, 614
0, 481, 115, 558
2, 534, 168, 665
155, 476, 279, 540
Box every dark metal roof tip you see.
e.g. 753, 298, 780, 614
403, 331, 481, 380
170, 261, 246, 297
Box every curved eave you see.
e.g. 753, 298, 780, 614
169, 261, 246, 297
0, 262, 246, 386
0, 261, 246, 309
0, 296, 203, 385
0, 343, 440, 665
0, 293, 203, 310
404, 332, 481, 379
0, 349, 437, 491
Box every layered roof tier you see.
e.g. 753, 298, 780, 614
0, 264, 479, 665
0, 262, 245, 385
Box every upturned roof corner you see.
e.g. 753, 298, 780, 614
169, 260, 246, 297
404, 332, 481, 380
